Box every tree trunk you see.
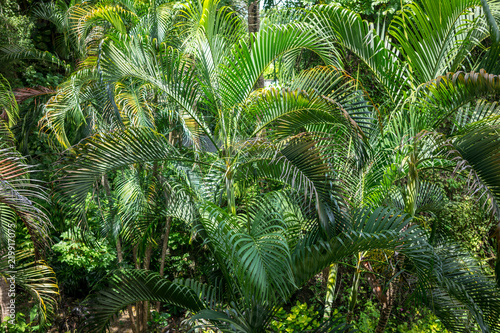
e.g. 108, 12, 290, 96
347, 253, 363, 322
375, 257, 400, 333
103, 175, 139, 333
115, 236, 138, 333
248, 0, 264, 89
0, 276, 12, 322
323, 263, 338, 320
140, 245, 153, 332
159, 218, 172, 278
157, 217, 172, 311
116, 237, 124, 264
375, 279, 396, 333
132, 245, 144, 333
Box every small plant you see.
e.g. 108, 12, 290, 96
52, 227, 117, 295
1, 306, 44, 333
147, 311, 171, 333
269, 301, 321, 332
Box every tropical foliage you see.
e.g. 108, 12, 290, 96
0, 0, 500, 332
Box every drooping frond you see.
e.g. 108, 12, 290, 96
309, 5, 409, 102
39, 69, 113, 148
450, 123, 500, 217
0, 45, 68, 70
0, 146, 51, 251
0, 250, 59, 325
420, 240, 500, 332
390, 0, 488, 84
13, 86, 56, 104
292, 207, 430, 286
416, 70, 500, 131
82, 271, 212, 332
57, 127, 179, 223
0, 75, 19, 127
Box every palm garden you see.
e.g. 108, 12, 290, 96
1, 0, 500, 331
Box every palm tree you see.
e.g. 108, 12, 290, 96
47, 0, 500, 331
82, 198, 434, 332
309, 0, 500, 329
0, 75, 58, 327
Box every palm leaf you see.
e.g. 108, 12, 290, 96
82, 270, 212, 332
389, 0, 488, 84
0, 250, 59, 326
309, 5, 408, 102
0, 75, 19, 127
451, 124, 500, 217
220, 22, 340, 111
57, 127, 180, 223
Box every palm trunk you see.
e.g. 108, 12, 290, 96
132, 245, 144, 333
140, 245, 152, 332
0, 277, 11, 322
159, 218, 172, 278
103, 175, 139, 333
226, 175, 236, 215
323, 263, 338, 319
375, 265, 398, 333
115, 239, 138, 333
347, 252, 364, 322
374, 151, 418, 331
375, 290, 395, 333
361, 261, 387, 304
157, 217, 172, 311
248, 0, 264, 89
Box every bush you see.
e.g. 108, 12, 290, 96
51, 227, 116, 296
354, 300, 449, 332
269, 301, 321, 332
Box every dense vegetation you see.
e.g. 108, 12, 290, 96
1, 0, 500, 332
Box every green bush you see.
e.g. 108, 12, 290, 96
354, 301, 449, 332
147, 311, 171, 333
1, 306, 43, 333
51, 227, 116, 295
269, 301, 321, 332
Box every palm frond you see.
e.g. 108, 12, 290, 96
82, 270, 212, 332
220, 22, 340, 110
420, 240, 500, 332
309, 5, 408, 102
390, 0, 488, 84
101, 36, 212, 148
450, 123, 500, 217
13, 86, 56, 104
0, 45, 68, 70
0, 146, 51, 251
57, 127, 178, 223
416, 70, 500, 131
0, 75, 19, 127
0, 250, 59, 326
292, 207, 430, 286
39, 69, 112, 148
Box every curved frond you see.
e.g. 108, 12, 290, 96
416, 70, 500, 130
309, 5, 409, 102
82, 270, 211, 332
220, 22, 340, 110
451, 123, 500, 217
0, 45, 67, 70
390, 0, 488, 83
57, 127, 178, 222
0, 75, 19, 127
0, 250, 59, 325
